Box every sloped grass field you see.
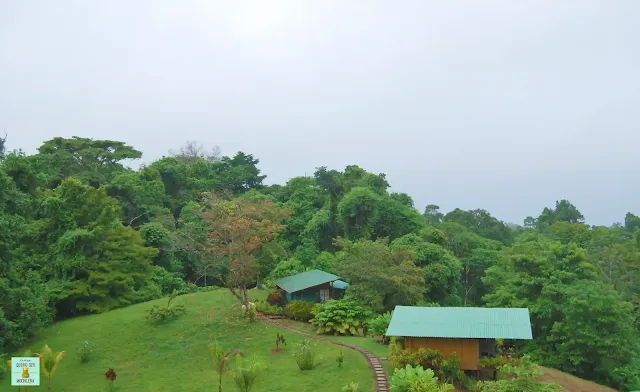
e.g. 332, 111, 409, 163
4, 290, 372, 392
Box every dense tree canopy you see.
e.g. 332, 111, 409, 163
0, 136, 639, 390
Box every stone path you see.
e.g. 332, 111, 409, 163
256, 313, 390, 392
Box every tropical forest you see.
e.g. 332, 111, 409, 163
0, 136, 638, 392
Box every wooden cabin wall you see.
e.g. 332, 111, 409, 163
404, 337, 480, 370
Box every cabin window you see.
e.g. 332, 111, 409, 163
319, 289, 330, 302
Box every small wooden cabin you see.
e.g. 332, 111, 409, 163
275, 270, 348, 303
385, 306, 533, 370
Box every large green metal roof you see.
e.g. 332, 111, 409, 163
275, 270, 341, 293
386, 306, 533, 340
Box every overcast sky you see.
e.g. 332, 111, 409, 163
1, 1, 639, 226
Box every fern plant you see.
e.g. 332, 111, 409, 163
310, 299, 374, 336
369, 311, 393, 341
390, 365, 454, 392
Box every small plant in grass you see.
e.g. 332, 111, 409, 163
105, 368, 117, 391
336, 350, 344, 367
77, 340, 95, 363
147, 290, 186, 323
310, 298, 375, 336
293, 339, 321, 370
342, 382, 360, 392
34, 344, 66, 390
232, 355, 265, 392
209, 340, 244, 392
391, 365, 454, 392
275, 333, 286, 352
241, 302, 257, 322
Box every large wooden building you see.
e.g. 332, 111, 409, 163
385, 306, 533, 370
275, 270, 349, 303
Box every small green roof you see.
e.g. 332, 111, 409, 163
332, 280, 349, 290
275, 270, 341, 293
386, 306, 533, 340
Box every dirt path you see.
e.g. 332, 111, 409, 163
257, 314, 390, 392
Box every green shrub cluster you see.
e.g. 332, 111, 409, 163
389, 344, 444, 371
369, 311, 393, 343
478, 355, 509, 369
476, 355, 563, 392
255, 300, 284, 316
310, 298, 374, 336
440, 352, 464, 385
390, 365, 454, 392
146, 290, 186, 323
285, 301, 317, 321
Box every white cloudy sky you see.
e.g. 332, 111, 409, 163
1, 0, 639, 225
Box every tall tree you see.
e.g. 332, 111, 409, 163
199, 194, 291, 307
36, 136, 142, 188
537, 199, 585, 228
336, 238, 425, 312
423, 204, 444, 226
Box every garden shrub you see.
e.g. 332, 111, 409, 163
476, 355, 562, 392
266, 289, 284, 306
390, 345, 446, 375
286, 301, 316, 321
310, 298, 375, 336
369, 311, 393, 343
440, 352, 463, 385
146, 290, 186, 323
389, 343, 418, 369
415, 348, 444, 371
255, 300, 284, 316
293, 340, 321, 370
390, 365, 455, 392
478, 355, 509, 369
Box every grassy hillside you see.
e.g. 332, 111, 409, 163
3, 290, 372, 392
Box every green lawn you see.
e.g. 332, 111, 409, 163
5, 290, 372, 392
249, 290, 394, 374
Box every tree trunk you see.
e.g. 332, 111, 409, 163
218, 372, 223, 392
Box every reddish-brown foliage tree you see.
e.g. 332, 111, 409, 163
198, 194, 291, 307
